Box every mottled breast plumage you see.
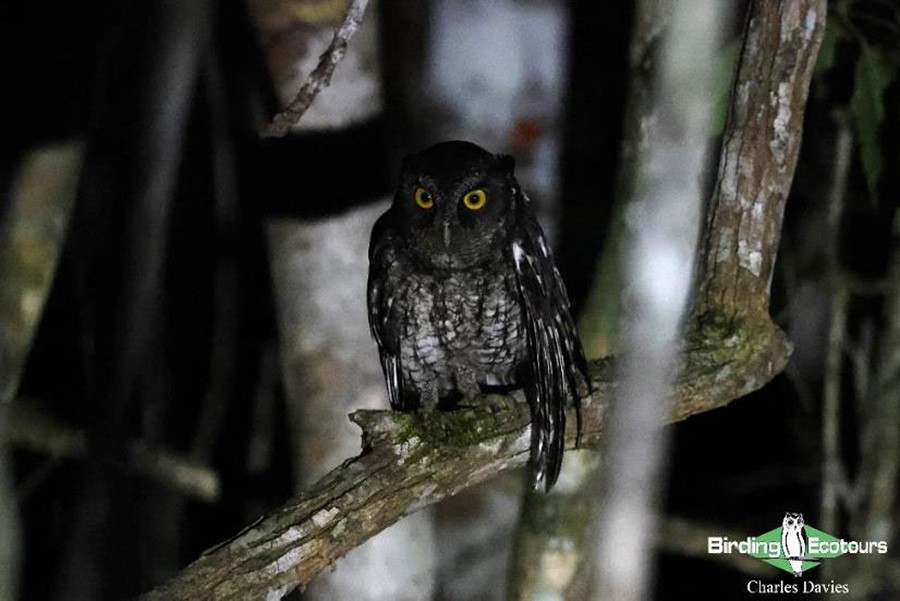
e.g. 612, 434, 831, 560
392, 257, 527, 404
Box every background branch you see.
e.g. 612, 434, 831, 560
10, 400, 220, 502
265, 0, 371, 137
594, 1, 725, 598
0, 141, 84, 601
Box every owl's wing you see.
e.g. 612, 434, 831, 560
367, 210, 406, 411
511, 207, 589, 491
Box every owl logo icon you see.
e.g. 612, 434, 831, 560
781, 512, 807, 576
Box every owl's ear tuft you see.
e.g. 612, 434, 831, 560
497, 154, 515, 175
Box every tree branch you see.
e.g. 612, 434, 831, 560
265, 0, 371, 137
143, 321, 789, 600
143, 0, 824, 598
693, 0, 826, 327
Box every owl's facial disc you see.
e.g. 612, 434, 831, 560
396, 141, 518, 269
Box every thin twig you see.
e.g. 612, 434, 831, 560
265, 0, 371, 137
820, 116, 854, 537
821, 281, 852, 527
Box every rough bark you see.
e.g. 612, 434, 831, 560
267, 207, 438, 601
693, 0, 826, 329
142, 0, 826, 598
142, 321, 789, 601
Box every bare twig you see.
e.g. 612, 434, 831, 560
821, 279, 850, 531
821, 117, 854, 536
265, 0, 371, 137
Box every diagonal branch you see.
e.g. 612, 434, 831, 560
142, 320, 789, 601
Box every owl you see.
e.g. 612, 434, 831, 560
366, 141, 589, 491
781, 512, 806, 576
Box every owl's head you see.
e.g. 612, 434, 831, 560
393, 141, 519, 269
782, 512, 804, 532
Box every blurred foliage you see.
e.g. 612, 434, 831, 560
824, 0, 900, 203
850, 43, 895, 201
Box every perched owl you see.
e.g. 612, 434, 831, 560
366, 141, 589, 491
781, 512, 806, 576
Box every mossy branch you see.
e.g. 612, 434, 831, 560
142, 320, 789, 601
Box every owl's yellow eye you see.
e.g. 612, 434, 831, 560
414, 187, 433, 209
462, 189, 487, 210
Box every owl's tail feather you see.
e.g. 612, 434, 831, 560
515, 284, 583, 490
512, 220, 589, 492
520, 313, 580, 491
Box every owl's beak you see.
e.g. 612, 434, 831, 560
442, 222, 452, 249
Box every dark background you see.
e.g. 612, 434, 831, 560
2, 0, 899, 599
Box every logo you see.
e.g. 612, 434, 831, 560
707, 512, 889, 577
